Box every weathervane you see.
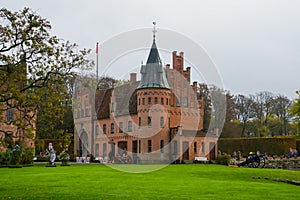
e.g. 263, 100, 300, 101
152, 21, 157, 42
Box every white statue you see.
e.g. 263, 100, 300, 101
46, 143, 56, 165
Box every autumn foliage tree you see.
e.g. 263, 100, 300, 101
0, 8, 92, 148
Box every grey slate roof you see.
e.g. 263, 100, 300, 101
146, 41, 161, 64
138, 40, 170, 89
96, 81, 140, 119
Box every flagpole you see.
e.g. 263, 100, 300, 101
96, 42, 99, 82
93, 42, 99, 157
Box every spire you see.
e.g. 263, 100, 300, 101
146, 41, 161, 64
137, 23, 170, 89
146, 22, 161, 64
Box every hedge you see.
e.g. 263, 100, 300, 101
218, 136, 296, 156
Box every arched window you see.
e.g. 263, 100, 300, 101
119, 122, 123, 133
148, 140, 152, 153
166, 98, 169, 105
138, 117, 141, 128
148, 97, 151, 105
194, 142, 197, 154
103, 124, 107, 134
160, 140, 164, 153
183, 98, 188, 107
176, 97, 181, 107
148, 116, 152, 127
128, 121, 132, 132
95, 125, 99, 135
161, 98, 164, 105
160, 117, 164, 128
103, 143, 107, 157
154, 97, 158, 104
201, 142, 205, 154
111, 123, 115, 133
95, 144, 99, 156
173, 140, 178, 155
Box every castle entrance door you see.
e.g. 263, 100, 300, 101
209, 142, 216, 160
182, 142, 189, 160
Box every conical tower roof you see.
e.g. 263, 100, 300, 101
146, 41, 161, 64
137, 30, 170, 89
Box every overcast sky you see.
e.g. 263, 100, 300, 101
2, 0, 300, 99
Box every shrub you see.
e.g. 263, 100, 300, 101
22, 147, 34, 165
0, 151, 9, 166
8, 145, 22, 165
58, 150, 70, 162
216, 155, 231, 165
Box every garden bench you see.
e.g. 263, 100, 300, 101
194, 157, 209, 164
95, 157, 106, 163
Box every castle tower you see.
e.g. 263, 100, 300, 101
136, 23, 171, 160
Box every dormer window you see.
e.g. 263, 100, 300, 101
111, 123, 115, 133
148, 116, 152, 127
111, 102, 114, 112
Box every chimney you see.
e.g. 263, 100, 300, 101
179, 52, 184, 58
130, 73, 137, 84
192, 81, 197, 93
173, 51, 184, 72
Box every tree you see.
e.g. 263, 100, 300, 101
235, 94, 255, 136
97, 76, 118, 89
198, 83, 211, 130
257, 125, 270, 137
221, 92, 240, 138
250, 91, 274, 125
0, 8, 92, 147
220, 119, 241, 138
290, 90, 300, 130
272, 95, 292, 135
268, 117, 285, 136
224, 92, 236, 122
209, 85, 226, 133
245, 91, 274, 137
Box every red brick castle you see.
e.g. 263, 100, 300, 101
74, 29, 218, 163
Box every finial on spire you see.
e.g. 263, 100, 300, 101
152, 21, 157, 42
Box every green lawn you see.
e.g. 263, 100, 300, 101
0, 164, 299, 199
